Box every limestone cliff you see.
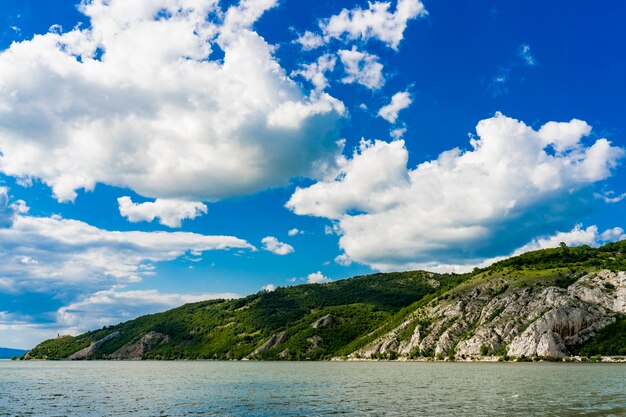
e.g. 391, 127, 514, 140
352, 270, 625, 359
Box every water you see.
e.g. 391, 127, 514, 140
0, 361, 624, 416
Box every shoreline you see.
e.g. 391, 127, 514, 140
14, 355, 626, 363
336, 355, 626, 363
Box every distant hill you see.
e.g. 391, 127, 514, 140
25, 241, 626, 361
0, 348, 27, 359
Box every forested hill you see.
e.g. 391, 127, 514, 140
0, 348, 27, 359
25, 241, 626, 361
26, 270, 463, 360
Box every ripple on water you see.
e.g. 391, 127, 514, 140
1, 362, 625, 416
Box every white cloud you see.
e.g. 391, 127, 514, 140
292, 54, 336, 91
287, 113, 625, 271
261, 284, 276, 292
287, 228, 302, 236
0, 0, 345, 203
0, 208, 254, 294
288, 138, 409, 219
385, 224, 626, 274
378, 91, 412, 123
595, 191, 626, 204
57, 288, 238, 332
321, 0, 427, 49
338, 47, 384, 90
517, 224, 625, 253
0, 321, 62, 350
334, 253, 352, 266
307, 271, 331, 284
9, 199, 29, 214
294, 30, 324, 50
390, 127, 406, 140
519, 44, 536, 66
118, 196, 208, 228
261, 236, 295, 255
0, 187, 11, 227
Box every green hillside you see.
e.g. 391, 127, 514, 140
27, 270, 459, 360
25, 241, 626, 360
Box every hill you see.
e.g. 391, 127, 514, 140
25, 241, 626, 361
0, 348, 27, 359
26, 270, 461, 360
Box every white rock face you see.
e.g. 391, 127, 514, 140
352, 270, 626, 359
250, 331, 289, 356
68, 331, 120, 360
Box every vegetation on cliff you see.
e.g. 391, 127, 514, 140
25, 241, 626, 360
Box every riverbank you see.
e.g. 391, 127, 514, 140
336, 355, 626, 363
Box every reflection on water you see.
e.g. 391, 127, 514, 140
0, 361, 625, 416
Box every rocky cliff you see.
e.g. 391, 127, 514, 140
353, 270, 625, 359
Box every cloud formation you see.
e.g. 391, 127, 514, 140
292, 54, 337, 91
338, 47, 385, 89
0, 204, 254, 294
287, 228, 302, 236
118, 196, 208, 228
261, 236, 295, 255
288, 113, 625, 270
378, 91, 412, 123
0, 0, 345, 203
307, 271, 331, 284
321, 0, 427, 49
518, 44, 537, 66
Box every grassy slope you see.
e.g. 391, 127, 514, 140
27, 270, 459, 360
26, 241, 626, 360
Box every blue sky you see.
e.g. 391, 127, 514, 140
0, 0, 625, 348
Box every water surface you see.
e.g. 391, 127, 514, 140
0, 361, 624, 416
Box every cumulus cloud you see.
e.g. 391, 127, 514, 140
287, 113, 625, 271
57, 288, 238, 332
390, 127, 407, 140
262, 284, 276, 292
294, 30, 324, 50
378, 91, 412, 123
292, 54, 337, 91
261, 236, 295, 255
307, 271, 331, 284
338, 47, 384, 89
0, 0, 345, 203
334, 253, 353, 266
118, 196, 208, 228
517, 224, 625, 253
288, 228, 302, 236
321, 0, 427, 49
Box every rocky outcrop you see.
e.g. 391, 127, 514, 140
250, 331, 289, 356
312, 314, 337, 329
308, 335, 323, 350
352, 270, 626, 359
68, 332, 120, 360
109, 331, 170, 360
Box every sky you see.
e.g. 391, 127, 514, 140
0, 0, 625, 349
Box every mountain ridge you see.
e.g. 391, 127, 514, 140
0, 348, 28, 359
24, 241, 626, 361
